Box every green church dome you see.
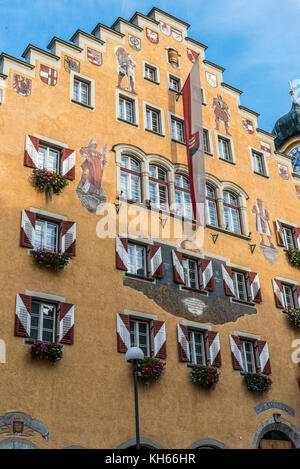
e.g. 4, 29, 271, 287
272, 96, 300, 150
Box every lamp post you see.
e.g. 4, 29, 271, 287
125, 347, 144, 450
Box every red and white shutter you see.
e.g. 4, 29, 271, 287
201, 259, 214, 291
248, 272, 262, 303
62, 148, 76, 180
61, 221, 76, 256
149, 245, 163, 278
153, 320, 166, 359
296, 285, 300, 308
116, 313, 131, 353
24, 135, 39, 168
221, 265, 235, 297
57, 303, 74, 344
272, 278, 284, 308
207, 331, 221, 367
172, 250, 185, 284
257, 340, 271, 375
229, 335, 244, 371
15, 294, 32, 337
177, 324, 190, 362
275, 219, 285, 247
294, 227, 300, 249
20, 209, 36, 249
116, 236, 129, 271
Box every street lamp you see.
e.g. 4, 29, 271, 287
125, 347, 144, 450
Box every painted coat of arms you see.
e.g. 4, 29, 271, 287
128, 34, 141, 52
87, 48, 103, 66
145, 27, 159, 44
39, 65, 57, 86
212, 94, 231, 135
160, 21, 171, 36
171, 26, 183, 42
64, 55, 80, 73
206, 71, 217, 88
115, 46, 137, 95
260, 141, 271, 156
187, 48, 199, 63
13, 74, 31, 96
76, 139, 108, 213
278, 163, 289, 180
242, 118, 254, 134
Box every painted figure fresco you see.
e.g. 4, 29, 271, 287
252, 198, 278, 264
211, 95, 231, 135
115, 46, 137, 95
76, 139, 108, 213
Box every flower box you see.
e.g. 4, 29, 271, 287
283, 307, 300, 328
30, 341, 63, 363
136, 358, 166, 385
243, 372, 272, 393
190, 365, 219, 390
32, 168, 68, 200
287, 248, 300, 268
32, 248, 70, 270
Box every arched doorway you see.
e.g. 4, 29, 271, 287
252, 417, 300, 449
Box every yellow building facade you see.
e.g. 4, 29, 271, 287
0, 7, 300, 449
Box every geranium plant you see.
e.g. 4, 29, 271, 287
32, 248, 70, 270
287, 248, 300, 268
243, 373, 272, 393
136, 358, 166, 385
190, 365, 219, 390
30, 340, 63, 363
32, 168, 68, 200
283, 307, 300, 328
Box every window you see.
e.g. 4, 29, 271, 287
73, 78, 89, 105
203, 129, 210, 153
223, 191, 241, 234
130, 319, 150, 357
149, 165, 169, 210
37, 145, 60, 173
252, 151, 266, 175
144, 64, 158, 82
30, 301, 56, 342
120, 156, 141, 202
169, 75, 180, 92
205, 185, 218, 226
146, 106, 161, 134
128, 243, 147, 277
232, 270, 248, 302
282, 225, 296, 250
171, 117, 185, 143
188, 330, 206, 365
175, 175, 192, 218
240, 339, 256, 373
218, 136, 232, 161
34, 219, 58, 251
119, 96, 135, 123
183, 257, 200, 289
282, 283, 296, 309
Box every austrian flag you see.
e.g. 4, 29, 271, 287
182, 56, 206, 225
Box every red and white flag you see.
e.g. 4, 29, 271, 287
182, 57, 206, 225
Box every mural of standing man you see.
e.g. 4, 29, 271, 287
115, 46, 137, 95
212, 95, 231, 136
252, 198, 278, 264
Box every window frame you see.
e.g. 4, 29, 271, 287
223, 191, 242, 234
37, 144, 61, 173
118, 95, 135, 124
174, 174, 192, 218
282, 282, 296, 309
170, 115, 185, 143
146, 106, 162, 134
148, 165, 169, 211
120, 155, 142, 202
127, 242, 149, 278
70, 71, 95, 109
30, 300, 57, 343
282, 224, 297, 250
130, 317, 151, 358
182, 256, 201, 290
205, 184, 219, 227
232, 269, 249, 302
240, 338, 257, 373
217, 135, 233, 162
188, 328, 208, 366
251, 150, 266, 176
34, 217, 59, 252
144, 63, 159, 84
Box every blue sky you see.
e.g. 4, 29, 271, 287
0, 0, 299, 131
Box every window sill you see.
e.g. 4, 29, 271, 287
71, 99, 94, 110
145, 128, 165, 138
206, 224, 251, 241
218, 157, 236, 165
253, 171, 269, 179
205, 151, 214, 157
124, 272, 155, 283
117, 117, 139, 128
180, 285, 208, 296
231, 298, 256, 308
144, 77, 160, 86
171, 138, 186, 146
186, 362, 209, 369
